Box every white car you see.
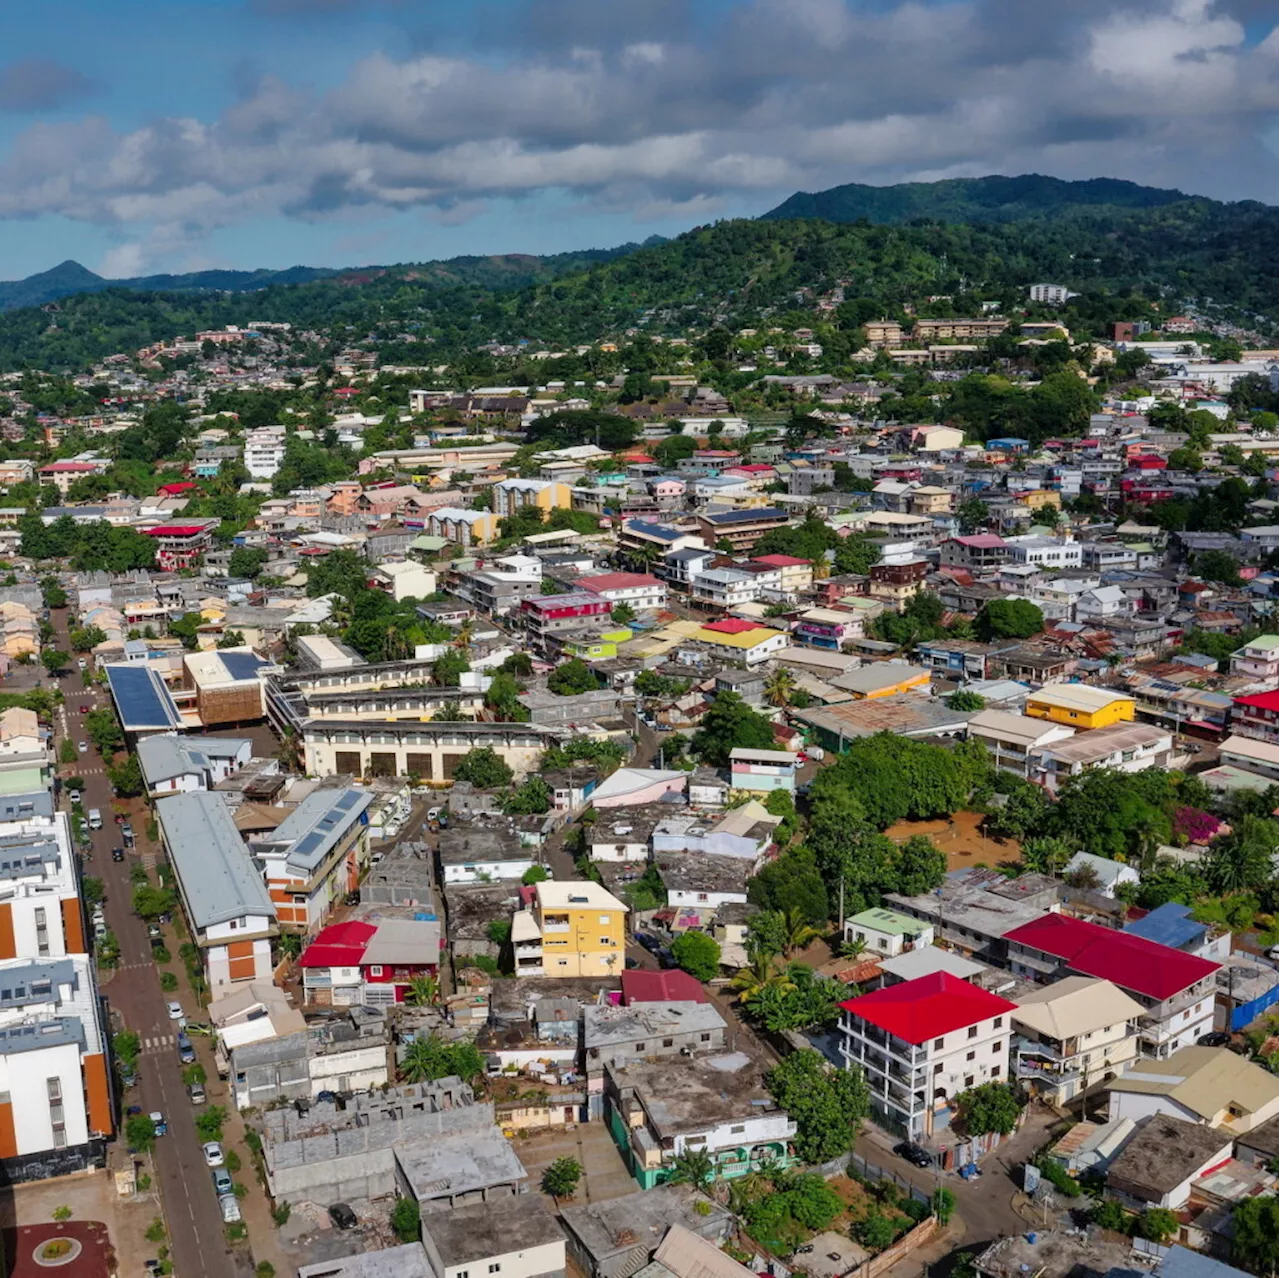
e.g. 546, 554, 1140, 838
202, 1141, 224, 1167
68, 790, 81, 805
166, 1001, 185, 1021
77, 741, 88, 754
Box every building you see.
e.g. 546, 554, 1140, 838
297, 917, 442, 1006
1106, 1045, 1280, 1135
1037, 723, 1173, 792
1003, 914, 1220, 1058
829, 664, 931, 700
522, 593, 613, 653
135, 736, 253, 796
1028, 284, 1078, 305
1061, 852, 1140, 898
577, 572, 668, 613
695, 508, 789, 552
839, 973, 1017, 1141
605, 1050, 795, 1188
965, 710, 1075, 777
369, 561, 437, 603
426, 507, 501, 547
792, 607, 863, 650
1106, 1113, 1233, 1211
513, 881, 628, 978
0, 809, 88, 959
0, 953, 112, 1179
421, 1195, 566, 1278
1217, 734, 1278, 781
692, 619, 788, 666
843, 908, 934, 958
1011, 977, 1144, 1105
1024, 684, 1136, 729
154, 792, 277, 990
244, 427, 287, 480
1230, 690, 1278, 744
491, 478, 573, 519
249, 789, 373, 933
1229, 633, 1278, 682
940, 535, 1010, 571
727, 748, 797, 794
181, 647, 270, 727
142, 522, 215, 571
438, 824, 536, 883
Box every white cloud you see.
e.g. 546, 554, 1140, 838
0, 0, 1272, 267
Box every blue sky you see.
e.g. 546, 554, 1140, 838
0, 0, 1274, 280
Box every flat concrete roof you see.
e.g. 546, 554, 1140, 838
422, 1193, 563, 1267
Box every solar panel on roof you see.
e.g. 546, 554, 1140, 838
107, 665, 182, 730
220, 652, 265, 681
335, 792, 361, 812
292, 831, 326, 859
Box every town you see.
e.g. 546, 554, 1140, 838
0, 288, 1274, 1278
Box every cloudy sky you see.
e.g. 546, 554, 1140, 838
0, 0, 1274, 280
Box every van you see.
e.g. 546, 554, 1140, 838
219, 1193, 241, 1223
87, 809, 102, 831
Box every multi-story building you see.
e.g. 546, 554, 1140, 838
692, 619, 788, 667
843, 908, 934, 958
868, 559, 929, 611
141, 522, 216, 570
1024, 684, 1136, 730
1035, 723, 1173, 792
576, 572, 668, 613
689, 568, 761, 610
1002, 914, 1220, 1059
1027, 284, 1077, 305
913, 318, 1008, 340
512, 881, 628, 978
1011, 976, 1144, 1105
1230, 633, 1279, 682
696, 507, 789, 552
965, 710, 1075, 777
792, 607, 863, 650
1006, 536, 1083, 570
521, 593, 613, 653
940, 534, 1010, 571
490, 478, 573, 519
0, 808, 88, 962
752, 554, 814, 593
155, 792, 278, 991
0, 953, 113, 1177
243, 426, 287, 480
728, 748, 797, 795
1230, 690, 1278, 744
135, 735, 253, 797
839, 972, 1018, 1140
250, 789, 373, 933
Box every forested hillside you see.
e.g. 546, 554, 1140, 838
0, 189, 1272, 371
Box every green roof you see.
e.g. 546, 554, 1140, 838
1242, 634, 1280, 652
847, 907, 922, 936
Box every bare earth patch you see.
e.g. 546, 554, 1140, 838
884, 810, 1021, 871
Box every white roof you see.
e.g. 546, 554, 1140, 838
968, 709, 1074, 745
1219, 734, 1278, 763
1013, 976, 1145, 1040
1028, 683, 1135, 713
535, 880, 627, 913
878, 948, 986, 982
1063, 851, 1138, 885
729, 748, 795, 764
589, 767, 688, 804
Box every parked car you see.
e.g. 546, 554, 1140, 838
68, 790, 81, 805
202, 1142, 224, 1167
150, 1111, 167, 1137
176, 1033, 195, 1064
328, 1203, 358, 1231
211, 1168, 232, 1196
1198, 1031, 1231, 1048
343, 891, 360, 907
219, 1195, 242, 1224
166, 1001, 185, 1021
188, 1083, 206, 1105
894, 1141, 933, 1168
111, 847, 124, 862
77, 741, 88, 754
77, 659, 87, 671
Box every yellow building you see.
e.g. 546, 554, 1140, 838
1024, 685, 1136, 729
694, 622, 788, 667
491, 478, 573, 519
1016, 490, 1063, 511
514, 881, 628, 978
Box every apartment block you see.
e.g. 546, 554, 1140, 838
512, 880, 628, 978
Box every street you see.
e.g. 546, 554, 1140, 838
45, 607, 236, 1278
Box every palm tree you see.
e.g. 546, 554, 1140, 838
400, 1039, 439, 1084
668, 1148, 716, 1191
781, 906, 821, 956
837, 936, 868, 960
729, 956, 796, 1006
764, 667, 796, 709
405, 975, 439, 1007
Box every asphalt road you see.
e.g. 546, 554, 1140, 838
47, 608, 235, 1278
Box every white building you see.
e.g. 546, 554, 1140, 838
244, 426, 288, 480
1032, 576, 1102, 623
136, 736, 254, 796
1027, 284, 1078, 305
689, 568, 762, 610
0, 808, 89, 959
965, 709, 1075, 778
1075, 585, 1133, 622
1062, 852, 1141, 897
839, 972, 1018, 1140
842, 907, 934, 958
421, 1196, 566, 1278
370, 561, 437, 603
1006, 536, 1083, 570
1230, 634, 1279, 683
576, 572, 668, 613
1036, 723, 1173, 793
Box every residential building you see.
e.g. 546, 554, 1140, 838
792, 607, 863, 650
438, 824, 536, 884
728, 748, 797, 795
369, 561, 437, 602
0, 953, 112, 1177
965, 709, 1075, 777
695, 507, 789, 552
1106, 1045, 1280, 1135
490, 478, 573, 519
1106, 1114, 1233, 1211
839, 972, 1018, 1140
692, 619, 787, 666
155, 792, 277, 991
228, 1016, 390, 1109
1036, 723, 1173, 792
0, 809, 87, 960
751, 554, 814, 593
1061, 852, 1140, 898
1230, 633, 1278, 681
578, 572, 668, 613
1028, 284, 1077, 305
843, 908, 934, 958
243, 426, 287, 480
689, 568, 762, 610
521, 593, 613, 653
1003, 914, 1220, 1058
829, 664, 931, 700
1024, 684, 1136, 729
605, 1048, 795, 1188
249, 789, 373, 933
940, 534, 1010, 571
654, 852, 749, 911
135, 735, 253, 796
1011, 977, 1145, 1105
426, 507, 501, 547
868, 559, 930, 610
1006, 536, 1083, 570
1230, 690, 1279, 744
420, 1195, 566, 1278
513, 880, 628, 978
297, 917, 442, 1007
141, 522, 215, 571
1217, 734, 1278, 781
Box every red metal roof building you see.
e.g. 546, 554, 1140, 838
1231, 690, 1279, 745
141, 522, 216, 570
1002, 913, 1220, 1057
838, 973, 1018, 1141
620, 969, 708, 1005
298, 917, 441, 1005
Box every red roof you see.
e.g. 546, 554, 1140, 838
1003, 913, 1219, 1000
141, 524, 210, 537
39, 461, 98, 472
701, 617, 759, 634
158, 481, 197, 495
754, 554, 810, 567
297, 920, 376, 968
621, 969, 707, 1005
952, 534, 1007, 549
1234, 691, 1279, 712
839, 972, 1017, 1045
578, 572, 662, 593
729, 464, 776, 474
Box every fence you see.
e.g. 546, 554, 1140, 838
844, 1150, 934, 1206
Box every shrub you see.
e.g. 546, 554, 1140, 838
52, 1206, 72, 1222
145, 1218, 166, 1244
160, 972, 178, 991
153, 946, 171, 964
272, 1201, 292, 1227
854, 1212, 899, 1252
256, 1265, 276, 1278
1038, 1159, 1081, 1198
195, 1106, 226, 1142
225, 1150, 241, 1174
541, 1156, 583, 1199
390, 1196, 421, 1243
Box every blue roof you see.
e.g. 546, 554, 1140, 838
703, 507, 787, 525
105, 664, 183, 731
1124, 902, 1205, 949
219, 651, 268, 682
624, 520, 686, 541
1158, 1248, 1252, 1278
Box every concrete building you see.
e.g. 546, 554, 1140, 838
1061, 852, 1140, 898
438, 824, 537, 884
727, 747, 797, 794
421, 1195, 566, 1278
843, 908, 934, 958
250, 789, 373, 932
1106, 1114, 1233, 1211
965, 709, 1075, 778
244, 426, 287, 480
0, 810, 89, 959
136, 735, 253, 796
155, 792, 277, 991
297, 917, 442, 1006
512, 881, 628, 978
1024, 684, 1136, 730
1003, 914, 1220, 1059
839, 972, 1018, 1141
1011, 976, 1144, 1105
1038, 723, 1173, 793
576, 572, 668, 613
1229, 633, 1279, 682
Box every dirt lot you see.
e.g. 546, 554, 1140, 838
512, 1122, 637, 1207
884, 810, 1021, 872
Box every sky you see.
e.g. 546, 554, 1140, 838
0, 0, 1274, 280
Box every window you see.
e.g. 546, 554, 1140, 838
634, 1043, 645, 1053
933, 1037, 944, 1050
458, 1270, 469, 1278
968, 1026, 978, 1039
964, 1075, 974, 1088
368, 965, 383, 977
965, 1050, 975, 1062
991, 1066, 1001, 1078
934, 1063, 943, 1075
993, 1017, 1003, 1029
700, 1033, 711, 1042
489, 1266, 501, 1274
730, 1125, 745, 1134
662, 1039, 674, 1048
598, 915, 611, 925
992, 1041, 1002, 1053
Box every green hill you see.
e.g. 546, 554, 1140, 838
760, 173, 1264, 224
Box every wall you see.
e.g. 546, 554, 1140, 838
443, 1238, 566, 1278
0, 1040, 89, 1154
